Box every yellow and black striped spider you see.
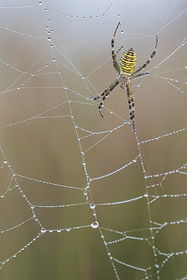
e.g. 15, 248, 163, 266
93, 22, 158, 131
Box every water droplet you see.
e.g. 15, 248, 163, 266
48, 37, 51, 41
41, 228, 46, 233
3, 160, 7, 164
91, 221, 99, 229
57, 229, 62, 233
90, 203, 95, 209
52, 58, 56, 62
1, 194, 4, 198
66, 228, 71, 232
38, 1, 42, 5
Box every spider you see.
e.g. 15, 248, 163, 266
93, 22, 158, 131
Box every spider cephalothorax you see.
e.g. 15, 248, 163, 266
94, 22, 158, 131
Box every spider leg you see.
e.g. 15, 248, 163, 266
116, 45, 123, 54
131, 35, 158, 77
93, 79, 119, 117
111, 22, 121, 74
126, 81, 136, 131
130, 72, 150, 80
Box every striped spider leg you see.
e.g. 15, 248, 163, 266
94, 22, 158, 131
93, 79, 119, 117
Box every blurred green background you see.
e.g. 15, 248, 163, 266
0, 0, 186, 279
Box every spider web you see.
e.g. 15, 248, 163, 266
0, 0, 187, 279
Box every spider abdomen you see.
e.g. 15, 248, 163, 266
120, 48, 136, 76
